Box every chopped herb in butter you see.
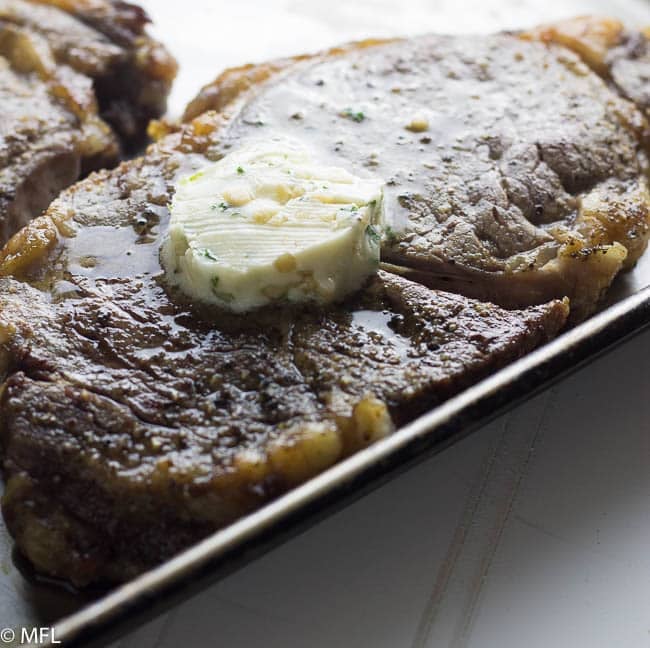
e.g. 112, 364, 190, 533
341, 108, 365, 123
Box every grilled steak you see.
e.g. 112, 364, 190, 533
181, 17, 650, 321
0, 116, 568, 584
0, 0, 176, 243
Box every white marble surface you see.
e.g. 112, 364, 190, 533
111, 1, 650, 646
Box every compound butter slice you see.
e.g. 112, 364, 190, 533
162, 137, 384, 312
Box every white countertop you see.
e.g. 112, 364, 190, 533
113, 2, 650, 646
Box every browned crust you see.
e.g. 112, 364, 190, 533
0, 393, 395, 585
521, 15, 628, 77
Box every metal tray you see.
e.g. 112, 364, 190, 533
3, 0, 650, 645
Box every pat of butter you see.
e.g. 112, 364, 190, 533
162, 138, 384, 312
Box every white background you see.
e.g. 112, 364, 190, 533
113, 2, 650, 646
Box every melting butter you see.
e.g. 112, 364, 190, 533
162, 138, 384, 312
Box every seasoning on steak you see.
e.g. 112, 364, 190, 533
0, 116, 568, 585
0, 0, 177, 243
181, 17, 650, 322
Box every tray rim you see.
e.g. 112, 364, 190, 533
38, 283, 650, 648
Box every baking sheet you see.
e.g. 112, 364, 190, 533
2, 0, 650, 644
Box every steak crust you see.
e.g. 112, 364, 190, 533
180, 18, 650, 322
0, 119, 567, 585
0, 0, 177, 243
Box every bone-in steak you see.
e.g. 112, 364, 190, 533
182, 18, 650, 321
0, 0, 176, 243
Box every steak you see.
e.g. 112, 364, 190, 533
0, 119, 568, 585
181, 17, 650, 321
0, 0, 176, 243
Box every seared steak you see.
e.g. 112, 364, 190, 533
182, 18, 650, 321
0, 118, 567, 584
0, 0, 176, 243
